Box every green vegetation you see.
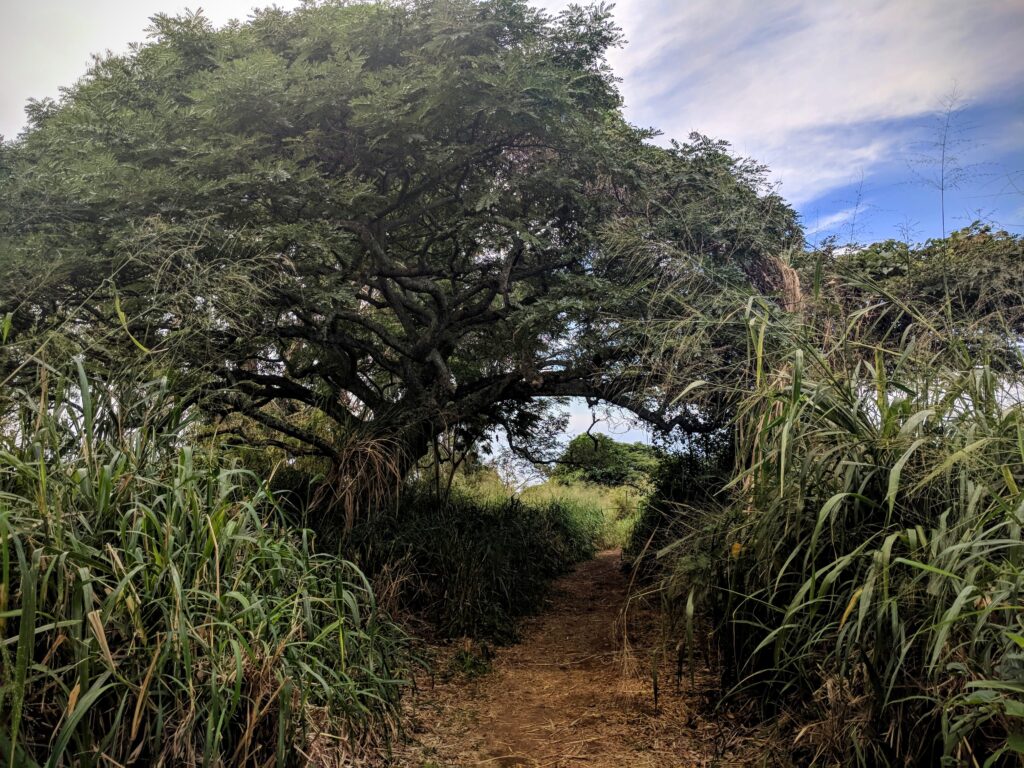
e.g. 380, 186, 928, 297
549, 434, 662, 488
0, 365, 408, 766
622, 439, 733, 578
350, 487, 603, 641
0, 0, 797, 518
0, 0, 1020, 765
522, 478, 643, 551
635, 229, 1024, 765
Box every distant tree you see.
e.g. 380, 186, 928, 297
0, 1, 799, 514
551, 433, 662, 487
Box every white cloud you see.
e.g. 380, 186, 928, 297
803, 206, 858, 237
600, 0, 1024, 204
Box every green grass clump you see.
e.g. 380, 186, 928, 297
648, 296, 1024, 765
0, 366, 408, 766
352, 487, 604, 640
522, 480, 643, 550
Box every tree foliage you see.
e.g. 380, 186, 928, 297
0, 0, 798, 483
550, 433, 661, 487
793, 225, 1024, 363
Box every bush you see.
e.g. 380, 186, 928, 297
622, 440, 733, 578
0, 366, 408, 766
350, 487, 604, 641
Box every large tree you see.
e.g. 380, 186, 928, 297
0, 0, 798, 483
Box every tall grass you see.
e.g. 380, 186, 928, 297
0, 364, 408, 766
521, 480, 643, 550
350, 487, 604, 641
651, 293, 1024, 764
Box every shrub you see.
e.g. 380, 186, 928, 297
623, 440, 733, 577
522, 479, 643, 550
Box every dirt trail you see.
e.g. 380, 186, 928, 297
392, 550, 741, 767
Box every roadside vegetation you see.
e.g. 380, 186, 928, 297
0, 364, 409, 766
523, 434, 658, 550
634, 226, 1024, 765
349, 485, 603, 641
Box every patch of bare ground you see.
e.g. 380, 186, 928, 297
384, 550, 781, 767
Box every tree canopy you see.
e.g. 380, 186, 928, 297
0, 0, 799, 481
550, 433, 661, 487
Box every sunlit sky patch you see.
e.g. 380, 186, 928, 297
3, 0, 1022, 446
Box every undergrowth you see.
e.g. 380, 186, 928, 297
0, 365, 408, 766
350, 487, 603, 641
521, 479, 642, 550
622, 441, 733, 578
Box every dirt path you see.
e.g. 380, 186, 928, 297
390, 550, 744, 767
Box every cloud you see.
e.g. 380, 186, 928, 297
595, 0, 1024, 204
803, 206, 858, 237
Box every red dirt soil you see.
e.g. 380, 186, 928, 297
389, 550, 759, 767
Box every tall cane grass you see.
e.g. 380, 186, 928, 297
0, 362, 408, 766
659, 292, 1024, 764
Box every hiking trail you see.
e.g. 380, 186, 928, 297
391, 550, 754, 767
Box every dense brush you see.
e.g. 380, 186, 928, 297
643, 273, 1024, 764
0, 364, 408, 766
350, 487, 604, 641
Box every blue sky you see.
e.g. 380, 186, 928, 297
2, 0, 1022, 446
589, 0, 1024, 245
547, 0, 1024, 444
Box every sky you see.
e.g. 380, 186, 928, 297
2, 0, 1023, 446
